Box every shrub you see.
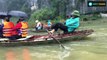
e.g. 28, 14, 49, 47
28, 8, 56, 28
30, 8, 55, 20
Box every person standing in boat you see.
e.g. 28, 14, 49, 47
3, 17, 14, 38
12, 17, 28, 39
49, 10, 80, 34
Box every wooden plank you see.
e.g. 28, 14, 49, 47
17, 35, 33, 41
0, 38, 9, 41
0, 35, 33, 41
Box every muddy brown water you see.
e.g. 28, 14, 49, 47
0, 27, 107, 60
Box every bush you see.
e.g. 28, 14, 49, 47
28, 8, 56, 28
30, 8, 55, 20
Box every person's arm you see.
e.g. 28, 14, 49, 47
12, 23, 22, 30
36, 22, 40, 27
0, 24, 4, 30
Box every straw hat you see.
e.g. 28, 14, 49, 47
71, 10, 80, 16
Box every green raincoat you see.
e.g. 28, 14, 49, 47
65, 17, 79, 32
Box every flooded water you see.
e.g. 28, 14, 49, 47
0, 21, 107, 60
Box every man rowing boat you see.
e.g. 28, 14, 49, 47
49, 10, 80, 34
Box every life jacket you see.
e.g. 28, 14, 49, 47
3, 21, 14, 37
20, 22, 28, 37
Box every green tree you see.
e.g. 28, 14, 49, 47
30, 8, 55, 20
51, 0, 69, 19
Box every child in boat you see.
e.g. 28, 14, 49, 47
49, 10, 80, 34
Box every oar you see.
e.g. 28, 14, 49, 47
45, 29, 65, 49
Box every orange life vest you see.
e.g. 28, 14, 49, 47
3, 21, 14, 37
20, 22, 28, 37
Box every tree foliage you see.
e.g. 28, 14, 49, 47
30, 8, 55, 20
51, 0, 69, 19
30, 0, 71, 21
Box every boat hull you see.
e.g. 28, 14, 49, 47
0, 29, 94, 47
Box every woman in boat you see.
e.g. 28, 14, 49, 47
49, 10, 80, 34
43, 20, 52, 30
35, 20, 43, 31
47, 20, 52, 30
47, 20, 52, 27
3, 17, 14, 38
11, 17, 28, 40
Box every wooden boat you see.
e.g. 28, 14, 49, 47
0, 29, 94, 46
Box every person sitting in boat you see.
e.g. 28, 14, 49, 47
47, 20, 52, 27
0, 23, 4, 38
3, 17, 14, 38
35, 20, 43, 31
49, 10, 80, 34
11, 17, 28, 39
43, 20, 52, 30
